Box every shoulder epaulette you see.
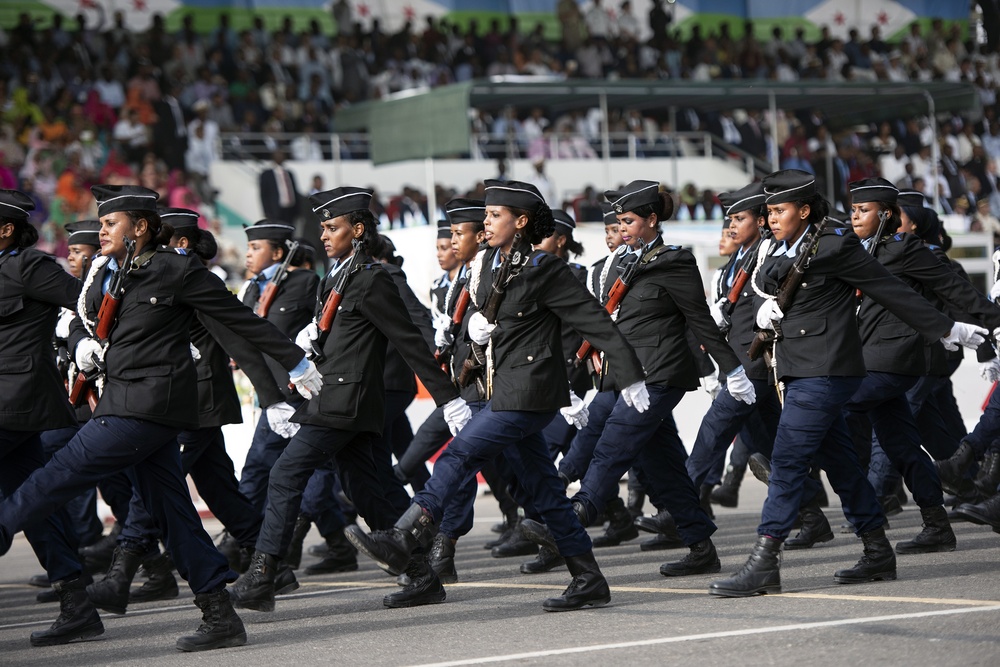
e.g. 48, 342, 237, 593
175, 247, 188, 255
893, 233, 903, 241
834, 228, 845, 236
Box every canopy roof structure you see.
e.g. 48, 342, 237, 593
336, 78, 979, 166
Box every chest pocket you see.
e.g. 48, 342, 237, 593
783, 318, 827, 339
120, 364, 172, 416
798, 275, 826, 290
319, 371, 363, 419
500, 300, 539, 322
0, 296, 24, 318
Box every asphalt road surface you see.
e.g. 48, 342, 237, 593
2, 481, 998, 667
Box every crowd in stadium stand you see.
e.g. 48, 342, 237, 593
0, 4, 998, 272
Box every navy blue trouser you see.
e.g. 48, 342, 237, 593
558, 390, 618, 483
257, 424, 398, 557
0, 418, 233, 593
413, 403, 592, 557
396, 405, 449, 484
760, 376, 883, 539
437, 401, 485, 538
844, 371, 943, 508
239, 409, 294, 515
686, 377, 782, 489
372, 389, 415, 518
0, 429, 82, 582
299, 463, 349, 537
122, 426, 262, 550
572, 385, 716, 546
40, 425, 104, 546
960, 376, 1000, 457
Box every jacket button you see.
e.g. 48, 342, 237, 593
338, 377, 344, 382
527, 355, 534, 361
517, 312, 523, 317
802, 282, 808, 287
800, 329, 806, 335
338, 306, 342, 311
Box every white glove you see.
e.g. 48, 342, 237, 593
55, 309, 75, 340
434, 325, 452, 349
560, 393, 589, 429
726, 366, 757, 405
443, 396, 472, 435
979, 358, 1000, 383
621, 380, 650, 413
467, 311, 496, 345
266, 401, 301, 438
990, 281, 1000, 303
289, 359, 323, 400
295, 321, 319, 354
755, 299, 784, 331
432, 310, 452, 332
189, 343, 201, 360
940, 322, 988, 351
699, 373, 721, 398
709, 297, 729, 331
75, 337, 102, 373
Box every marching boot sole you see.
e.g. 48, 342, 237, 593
954, 507, 1000, 529
382, 591, 446, 608
91, 601, 128, 615
834, 570, 897, 584
175, 631, 248, 652
232, 596, 275, 612
303, 562, 359, 576
708, 584, 781, 598
344, 526, 407, 576
542, 595, 611, 612
30, 619, 105, 647
519, 558, 566, 574
659, 560, 722, 577
274, 580, 300, 596
894, 541, 957, 555
747, 456, 771, 486
129, 587, 180, 603
434, 572, 458, 584
639, 536, 686, 551
784, 532, 835, 550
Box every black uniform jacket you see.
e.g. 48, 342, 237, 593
0, 248, 81, 432
718, 251, 770, 381
753, 225, 953, 381
69, 247, 306, 430
189, 314, 243, 429
429, 271, 451, 318
294, 256, 458, 434
562, 262, 593, 396
859, 233, 1000, 376
383, 263, 435, 395
242, 267, 318, 405
473, 247, 644, 412
441, 266, 483, 403
604, 241, 742, 391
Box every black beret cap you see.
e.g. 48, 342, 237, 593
719, 182, 765, 217
243, 219, 295, 242
65, 219, 100, 247
601, 201, 618, 225
0, 189, 34, 221
762, 170, 816, 204
309, 187, 374, 221
484, 179, 545, 212
91, 184, 159, 217
552, 209, 575, 232
897, 190, 925, 208
436, 218, 452, 239
849, 177, 898, 204
604, 180, 659, 214
445, 198, 486, 224
158, 207, 200, 230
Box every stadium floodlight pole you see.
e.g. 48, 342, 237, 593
768, 89, 779, 172
922, 88, 941, 214
669, 105, 678, 189
600, 90, 611, 187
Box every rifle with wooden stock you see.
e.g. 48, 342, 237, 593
309, 244, 363, 364
574, 242, 649, 376
458, 237, 532, 394
69, 237, 137, 409
255, 239, 299, 318
747, 217, 829, 362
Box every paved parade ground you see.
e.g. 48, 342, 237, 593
2, 481, 998, 667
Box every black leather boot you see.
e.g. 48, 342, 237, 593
659, 538, 721, 576
520, 546, 566, 574
541, 551, 611, 611
490, 518, 539, 558
382, 555, 446, 608
484, 509, 520, 549
428, 533, 457, 584
86, 544, 143, 615
30, 575, 105, 646
520, 501, 588, 554
936, 441, 977, 496
710, 464, 745, 508
880, 493, 903, 517
784, 500, 834, 550
130, 552, 179, 603
954, 492, 1000, 528
229, 551, 280, 612
304, 529, 359, 575
895, 506, 957, 554
834, 527, 897, 583
747, 452, 771, 485
708, 535, 782, 597
640, 533, 686, 551
345, 503, 435, 575
974, 450, 1000, 497
592, 496, 640, 547
175, 589, 247, 652
284, 516, 312, 570
29, 573, 50, 587
79, 523, 120, 574
699, 484, 715, 520
634, 509, 686, 550
216, 531, 248, 574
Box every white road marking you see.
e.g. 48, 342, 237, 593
406, 604, 1000, 667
